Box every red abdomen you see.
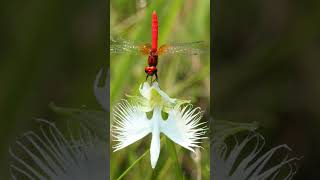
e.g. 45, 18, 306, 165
152, 11, 158, 50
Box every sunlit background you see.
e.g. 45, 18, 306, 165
110, 0, 210, 179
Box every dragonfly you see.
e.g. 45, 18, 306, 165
111, 10, 205, 82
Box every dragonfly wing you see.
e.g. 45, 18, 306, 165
158, 41, 206, 56
110, 36, 151, 55
110, 36, 139, 54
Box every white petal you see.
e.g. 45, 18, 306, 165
150, 107, 162, 169
152, 82, 176, 104
161, 105, 207, 152
112, 100, 151, 151
139, 82, 151, 99
139, 82, 175, 103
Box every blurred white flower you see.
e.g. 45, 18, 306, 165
94, 68, 109, 111
112, 82, 207, 168
10, 120, 107, 180
212, 132, 301, 180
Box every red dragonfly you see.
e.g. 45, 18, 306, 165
111, 11, 205, 81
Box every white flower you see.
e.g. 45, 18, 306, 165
212, 133, 301, 180
126, 82, 190, 113
112, 82, 207, 168
10, 120, 107, 180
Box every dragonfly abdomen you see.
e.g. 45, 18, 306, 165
152, 11, 158, 50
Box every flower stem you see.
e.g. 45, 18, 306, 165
116, 149, 149, 180
116, 137, 165, 180
166, 137, 183, 179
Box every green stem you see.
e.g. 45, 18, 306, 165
166, 137, 183, 179
116, 137, 165, 180
116, 149, 149, 180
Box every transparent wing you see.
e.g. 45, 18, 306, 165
110, 36, 151, 55
158, 41, 207, 56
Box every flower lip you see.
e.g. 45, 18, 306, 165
139, 82, 170, 100
137, 82, 189, 113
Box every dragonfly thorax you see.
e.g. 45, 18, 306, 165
145, 49, 158, 80
147, 50, 158, 67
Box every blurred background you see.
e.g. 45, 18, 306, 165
0, 0, 106, 179
110, 0, 210, 179
213, 0, 320, 179
1, 0, 320, 179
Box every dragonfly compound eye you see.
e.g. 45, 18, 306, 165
150, 66, 156, 71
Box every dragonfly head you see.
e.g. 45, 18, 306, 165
145, 66, 157, 76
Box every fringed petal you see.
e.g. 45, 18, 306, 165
112, 100, 151, 151
161, 105, 207, 152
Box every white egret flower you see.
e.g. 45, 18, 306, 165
112, 82, 207, 168
212, 133, 301, 180
10, 120, 107, 180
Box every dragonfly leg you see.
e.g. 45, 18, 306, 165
155, 73, 158, 82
